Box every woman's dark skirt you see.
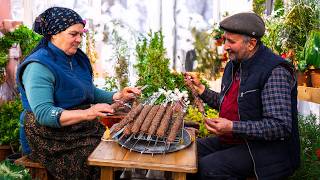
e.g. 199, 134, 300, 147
24, 111, 105, 180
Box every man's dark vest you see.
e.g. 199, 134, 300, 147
221, 45, 300, 179
16, 42, 94, 111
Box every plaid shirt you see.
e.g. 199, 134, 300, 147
200, 65, 295, 140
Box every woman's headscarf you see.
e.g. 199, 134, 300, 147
33, 7, 85, 37
26, 7, 86, 59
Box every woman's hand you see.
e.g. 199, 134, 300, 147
86, 103, 114, 120
113, 87, 141, 102
184, 72, 205, 94
59, 103, 114, 126
204, 118, 233, 136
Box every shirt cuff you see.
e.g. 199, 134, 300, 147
49, 107, 64, 128
55, 108, 64, 127
199, 88, 210, 100
232, 121, 247, 135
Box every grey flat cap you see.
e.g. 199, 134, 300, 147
219, 12, 265, 38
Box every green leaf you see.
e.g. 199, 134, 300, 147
0, 99, 23, 145
0, 160, 31, 180
304, 30, 320, 69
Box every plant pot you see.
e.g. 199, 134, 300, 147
6, 152, 21, 163
310, 69, 320, 88
0, 145, 13, 161
296, 71, 311, 87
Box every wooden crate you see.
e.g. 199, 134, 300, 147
298, 86, 320, 104
15, 155, 49, 180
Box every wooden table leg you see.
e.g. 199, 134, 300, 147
172, 172, 186, 180
100, 167, 113, 180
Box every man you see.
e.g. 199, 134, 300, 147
186, 12, 300, 180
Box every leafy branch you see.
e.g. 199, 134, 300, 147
135, 30, 187, 100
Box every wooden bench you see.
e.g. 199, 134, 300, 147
15, 155, 49, 180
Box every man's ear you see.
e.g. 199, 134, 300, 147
248, 38, 257, 51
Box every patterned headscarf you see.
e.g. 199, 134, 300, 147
33, 7, 85, 37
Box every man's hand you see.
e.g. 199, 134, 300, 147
184, 72, 205, 94
205, 118, 233, 136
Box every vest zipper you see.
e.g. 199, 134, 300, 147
237, 63, 242, 121
68, 58, 73, 70
237, 63, 259, 180
240, 89, 259, 97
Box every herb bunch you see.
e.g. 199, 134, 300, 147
135, 31, 187, 100
184, 106, 219, 138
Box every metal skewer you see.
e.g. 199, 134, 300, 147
121, 134, 134, 148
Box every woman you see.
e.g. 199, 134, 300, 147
16, 7, 140, 179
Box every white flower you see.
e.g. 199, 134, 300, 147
174, 88, 180, 94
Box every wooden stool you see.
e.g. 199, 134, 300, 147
15, 155, 49, 180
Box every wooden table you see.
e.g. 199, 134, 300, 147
87, 128, 197, 180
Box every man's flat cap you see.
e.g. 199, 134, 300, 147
219, 12, 265, 38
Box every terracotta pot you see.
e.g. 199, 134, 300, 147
310, 69, 320, 88
0, 145, 13, 161
296, 71, 311, 87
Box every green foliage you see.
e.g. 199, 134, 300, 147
0, 99, 23, 146
211, 28, 224, 40
282, 4, 317, 52
0, 160, 31, 180
0, 25, 42, 68
135, 31, 187, 99
184, 106, 219, 138
304, 30, 320, 69
111, 30, 129, 90
191, 27, 221, 80
115, 56, 129, 90
104, 76, 118, 91
0, 51, 8, 69
253, 0, 266, 16
297, 59, 308, 72
290, 114, 320, 179
262, 15, 285, 54
274, 0, 284, 16
263, 0, 320, 72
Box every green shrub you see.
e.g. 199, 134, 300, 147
290, 114, 320, 179
0, 99, 23, 148
135, 31, 188, 101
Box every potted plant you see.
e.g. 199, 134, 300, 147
304, 30, 320, 88
296, 59, 311, 87
0, 98, 23, 161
